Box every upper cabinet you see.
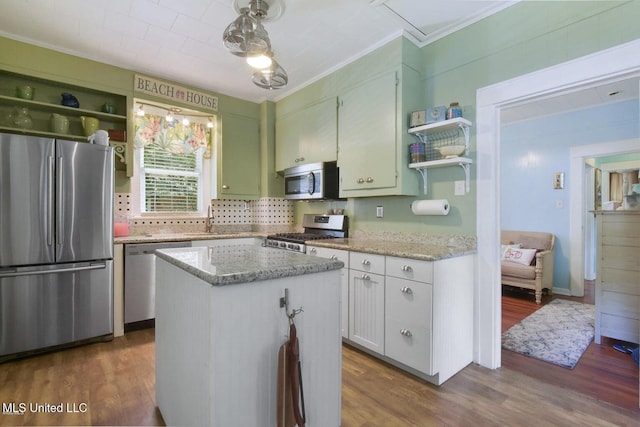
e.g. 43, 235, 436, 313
214, 112, 261, 200
275, 97, 338, 171
338, 66, 421, 198
0, 70, 130, 173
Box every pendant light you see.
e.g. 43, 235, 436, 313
224, 0, 288, 89
251, 55, 288, 89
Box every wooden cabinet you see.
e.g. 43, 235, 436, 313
384, 257, 434, 374
337, 66, 421, 198
215, 113, 260, 200
275, 97, 337, 171
348, 252, 385, 353
594, 211, 640, 344
308, 246, 349, 338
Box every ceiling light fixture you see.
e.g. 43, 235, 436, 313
251, 55, 288, 90
224, 0, 288, 89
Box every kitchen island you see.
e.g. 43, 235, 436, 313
154, 244, 344, 427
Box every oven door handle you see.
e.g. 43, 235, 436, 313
307, 172, 315, 196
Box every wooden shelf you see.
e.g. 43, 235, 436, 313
408, 117, 472, 136
0, 95, 127, 122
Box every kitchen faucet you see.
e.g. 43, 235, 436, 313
205, 205, 215, 233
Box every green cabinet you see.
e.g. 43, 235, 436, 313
337, 67, 420, 198
275, 97, 337, 171
215, 112, 260, 200
0, 70, 130, 173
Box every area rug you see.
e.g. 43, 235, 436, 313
502, 299, 595, 369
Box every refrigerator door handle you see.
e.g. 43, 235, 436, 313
47, 155, 54, 247
0, 262, 106, 278
56, 155, 64, 247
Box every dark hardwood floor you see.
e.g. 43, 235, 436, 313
0, 283, 638, 426
502, 281, 640, 413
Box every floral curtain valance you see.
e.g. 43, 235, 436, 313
134, 114, 211, 158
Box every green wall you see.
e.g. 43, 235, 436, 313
0, 36, 262, 193
284, 1, 640, 235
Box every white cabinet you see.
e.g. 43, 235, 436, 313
308, 246, 349, 338
384, 257, 434, 374
275, 97, 338, 171
348, 252, 385, 353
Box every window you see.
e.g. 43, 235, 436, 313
132, 101, 214, 216
140, 143, 203, 213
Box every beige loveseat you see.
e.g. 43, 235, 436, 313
501, 230, 555, 304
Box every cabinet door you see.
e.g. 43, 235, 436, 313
309, 246, 349, 338
385, 276, 433, 374
349, 270, 385, 353
338, 72, 397, 194
275, 97, 337, 171
217, 113, 260, 199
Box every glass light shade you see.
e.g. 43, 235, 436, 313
252, 58, 288, 89
222, 10, 270, 57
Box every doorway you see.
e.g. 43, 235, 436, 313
474, 39, 640, 370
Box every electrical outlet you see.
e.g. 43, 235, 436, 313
376, 206, 383, 218
556, 200, 564, 209
554, 172, 564, 189
454, 180, 465, 196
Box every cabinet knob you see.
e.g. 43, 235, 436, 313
309, 248, 317, 255
401, 265, 413, 272
365, 177, 374, 183
222, 185, 230, 189
295, 157, 305, 163
330, 255, 337, 260
361, 259, 370, 266
357, 178, 364, 184
361, 274, 370, 281
400, 328, 412, 337
400, 286, 413, 294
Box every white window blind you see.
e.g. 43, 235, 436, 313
141, 143, 203, 213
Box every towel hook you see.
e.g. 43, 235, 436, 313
280, 288, 303, 322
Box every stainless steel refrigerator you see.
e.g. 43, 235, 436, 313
0, 133, 114, 362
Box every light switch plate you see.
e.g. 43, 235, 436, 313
376, 206, 383, 218
554, 172, 564, 189
454, 180, 465, 196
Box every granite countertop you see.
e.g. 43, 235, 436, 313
155, 244, 344, 286
114, 231, 266, 244
306, 237, 476, 261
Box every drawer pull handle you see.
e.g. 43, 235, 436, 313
361, 274, 370, 281
361, 259, 370, 266
330, 255, 338, 260
309, 248, 317, 254
401, 265, 413, 272
400, 328, 412, 337
400, 286, 413, 294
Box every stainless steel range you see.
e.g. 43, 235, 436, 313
265, 214, 348, 253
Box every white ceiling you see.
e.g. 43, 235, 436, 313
0, 0, 518, 103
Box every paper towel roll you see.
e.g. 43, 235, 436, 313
411, 199, 450, 216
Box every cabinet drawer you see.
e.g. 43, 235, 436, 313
600, 291, 640, 319
308, 246, 349, 266
385, 277, 431, 324
385, 317, 433, 374
349, 252, 385, 275
386, 256, 432, 282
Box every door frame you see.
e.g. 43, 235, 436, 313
474, 39, 640, 369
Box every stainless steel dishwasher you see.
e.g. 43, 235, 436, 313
124, 241, 192, 328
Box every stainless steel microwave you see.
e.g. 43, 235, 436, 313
283, 161, 340, 200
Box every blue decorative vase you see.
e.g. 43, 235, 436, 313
61, 93, 79, 108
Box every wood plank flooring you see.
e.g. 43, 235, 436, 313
1, 285, 638, 426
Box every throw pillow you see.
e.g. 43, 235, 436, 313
503, 247, 537, 265
501, 243, 521, 258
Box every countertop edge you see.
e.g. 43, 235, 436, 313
307, 239, 476, 261
155, 247, 344, 286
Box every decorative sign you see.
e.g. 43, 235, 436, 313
134, 74, 218, 112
